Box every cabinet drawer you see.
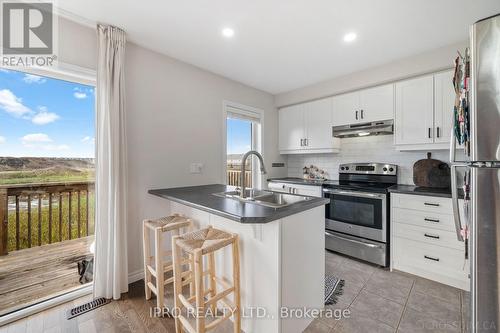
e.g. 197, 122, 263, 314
393, 223, 463, 250
392, 207, 456, 232
391, 193, 452, 213
393, 237, 465, 273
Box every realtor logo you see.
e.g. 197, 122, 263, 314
1, 1, 57, 66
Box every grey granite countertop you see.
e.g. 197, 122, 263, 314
267, 177, 326, 186
148, 184, 329, 223
388, 184, 455, 198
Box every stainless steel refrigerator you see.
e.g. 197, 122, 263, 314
450, 13, 500, 333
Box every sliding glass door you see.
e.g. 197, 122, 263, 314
0, 68, 96, 316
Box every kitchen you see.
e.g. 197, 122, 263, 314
0, 2, 499, 333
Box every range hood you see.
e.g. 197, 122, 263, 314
332, 119, 394, 138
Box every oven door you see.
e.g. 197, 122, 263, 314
323, 188, 387, 242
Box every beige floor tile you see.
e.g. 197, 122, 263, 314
364, 269, 414, 304
350, 290, 404, 328
397, 308, 461, 333
336, 264, 373, 288
333, 311, 395, 333
303, 318, 333, 333
412, 277, 461, 305
407, 290, 461, 326
325, 251, 345, 267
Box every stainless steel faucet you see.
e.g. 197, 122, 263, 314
240, 150, 267, 198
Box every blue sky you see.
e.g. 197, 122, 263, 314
227, 118, 252, 155
0, 68, 95, 158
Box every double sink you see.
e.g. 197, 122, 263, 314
213, 188, 313, 208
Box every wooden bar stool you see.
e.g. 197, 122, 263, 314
172, 226, 241, 333
142, 214, 193, 310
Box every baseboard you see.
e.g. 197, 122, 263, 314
128, 269, 144, 284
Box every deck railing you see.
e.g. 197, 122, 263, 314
227, 169, 252, 187
0, 181, 95, 255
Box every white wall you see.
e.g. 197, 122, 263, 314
57, 17, 97, 70
287, 135, 453, 185
275, 41, 467, 107
124, 43, 285, 274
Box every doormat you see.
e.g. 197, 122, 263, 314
324, 274, 345, 305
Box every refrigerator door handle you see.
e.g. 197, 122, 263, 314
451, 165, 465, 242
449, 128, 457, 163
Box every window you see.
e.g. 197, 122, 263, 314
0, 67, 96, 315
224, 102, 262, 188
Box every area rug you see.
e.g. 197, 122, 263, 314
324, 274, 345, 305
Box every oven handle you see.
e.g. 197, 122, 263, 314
325, 231, 381, 248
322, 188, 385, 199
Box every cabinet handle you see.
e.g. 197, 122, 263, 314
355, 110, 358, 120
424, 218, 440, 223
300, 139, 303, 146
428, 128, 432, 138
436, 127, 440, 138
424, 202, 440, 207
424, 233, 440, 239
360, 109, 364, 119
304, 138, 308, 146
424, 255, 440, 262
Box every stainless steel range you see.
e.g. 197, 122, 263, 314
323, 163, 397, 266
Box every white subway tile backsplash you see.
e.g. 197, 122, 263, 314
287, 135, 452, 185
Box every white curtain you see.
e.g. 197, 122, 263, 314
94, 24, 128, 300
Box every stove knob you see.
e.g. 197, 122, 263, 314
340, 167, 345, 170
383, 167, 388, 172
345, 166, 349, 170
389, 168, 394, 172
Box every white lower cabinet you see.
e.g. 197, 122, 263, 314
390, 193, 469, 290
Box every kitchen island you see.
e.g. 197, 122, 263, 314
149, 184, 328, 333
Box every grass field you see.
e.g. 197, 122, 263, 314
7, 192, 95, 252
0, 170, 95, 185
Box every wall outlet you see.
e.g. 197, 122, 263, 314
189, 163, 203, 174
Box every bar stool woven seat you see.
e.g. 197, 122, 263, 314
175, 227, 234, 255
144, 214, 191, 232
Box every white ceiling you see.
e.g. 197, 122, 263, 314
58, 0, 500, 94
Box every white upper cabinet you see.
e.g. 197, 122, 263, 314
332, 84, 394, 126
394, 70, 456, 150
279, 104, 305, 151
395, 75, 435, 145
434, 70, 455, 144
332, 92, 359, 126
359, 84, 394, 123
304, 98, 335, 150
279, 97, 340, 154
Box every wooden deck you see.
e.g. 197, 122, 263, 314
0, 236, 94, 315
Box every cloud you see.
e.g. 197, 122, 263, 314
0, 136, 5, 144
0, 89, 32, 116
22, 74, 46, 84
20, 133, 69, 151
22, 133, 52, 144
80, 136, 95, 144
73, 87, 88, 99
73, 91, 87, 99
32, 107, 60, 125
